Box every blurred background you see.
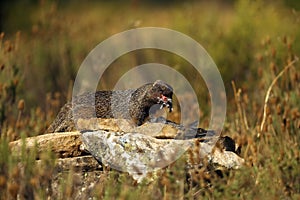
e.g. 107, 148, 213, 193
0, 1, 300, 199
0, 0, 299, 135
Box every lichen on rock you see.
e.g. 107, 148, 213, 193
82, 130, 191, 182
81, 125, 244, 182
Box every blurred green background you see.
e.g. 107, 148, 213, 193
0, 0, 299, 110
0, 1, 299, 199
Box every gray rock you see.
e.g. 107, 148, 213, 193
81, 130, 244, 182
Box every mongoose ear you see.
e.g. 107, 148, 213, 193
152, 80, 173, 91
152, 80, 164, 86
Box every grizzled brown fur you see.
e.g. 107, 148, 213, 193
47, 80, 173, 133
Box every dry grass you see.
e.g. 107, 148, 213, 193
0, 0, 299, 199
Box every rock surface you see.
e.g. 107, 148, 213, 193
81, 129, 244, 182
9, 132, 84, 158
9, 118, 244, 185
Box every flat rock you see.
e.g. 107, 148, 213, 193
77, 118, 180, 138
81, 130, 244, 182
9, 132, 84, 158
9, 118, 244, 183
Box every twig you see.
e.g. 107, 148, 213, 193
231, 81, 249, 131
259, 56, 299, 136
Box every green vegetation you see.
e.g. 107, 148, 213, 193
0, 0, 299, 199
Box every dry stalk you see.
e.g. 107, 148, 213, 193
259, 56, 299, 137
231, 81, 249, 131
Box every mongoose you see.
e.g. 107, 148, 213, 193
47, 80, 173, 133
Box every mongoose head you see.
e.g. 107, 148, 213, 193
130, 80, 173, 126
149, 80, 173, 112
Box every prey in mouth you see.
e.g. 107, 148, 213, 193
157, 94, 173, 112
